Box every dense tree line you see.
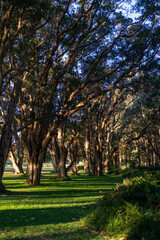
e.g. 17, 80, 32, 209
0, 0, 159, 192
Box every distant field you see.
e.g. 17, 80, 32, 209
4, 162, 84, 174
4, 162, 53, 174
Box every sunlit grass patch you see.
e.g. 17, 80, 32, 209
0, 170, 122, 240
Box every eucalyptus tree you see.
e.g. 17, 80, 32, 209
83, 69, 160, 173
123, 71, 160, 166
49, 118, 79, 177
15, 0, 160, 185
9, 128, 24, 174
106, 69, 160, 169
83, 84, 129, 174
0, 0, 51, 193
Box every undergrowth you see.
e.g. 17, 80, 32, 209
84, 171, 160, 240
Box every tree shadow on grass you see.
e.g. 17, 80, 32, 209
8, 227, 100, 240
3, 182, 115, 190
0, 205, 93, 229
3, 173, 122, 183
0, 188, 109, 198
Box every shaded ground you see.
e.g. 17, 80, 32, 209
0, 168, 123, 240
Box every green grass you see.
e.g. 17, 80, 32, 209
0, 168, 123, 240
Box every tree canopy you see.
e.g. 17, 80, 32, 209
0, 0, 160, 191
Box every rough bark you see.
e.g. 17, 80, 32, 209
57, 153, 67, 178
85, 127, 94, 174
26, 147, 47, 185
104, 130, 112, 172
9, 134, 24, 174
24, 121, 48, 185
0, 80, 21, 193
53, 124, 68, 178
9, 150, 23, 174
104, 155, 113, 172
113, 152, 120, 169
49, 140, 58, 171
80, 142, 90, 173
50, 148, 58, 172
67, 142, 78, 175
0, 126, 12, 193
95, 133, 103, 176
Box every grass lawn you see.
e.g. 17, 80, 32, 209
0, 166, 123, 240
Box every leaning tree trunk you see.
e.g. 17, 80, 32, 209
9, 144, 24, 174
12, 131, 24, 174
0, 126, 12, 193
0, 80, 21, 193
9, 151, 22, 174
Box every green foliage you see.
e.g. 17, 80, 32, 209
84, 173, 160, 239
44, 151, 52, 163
117, 174, 159, 204
108, 166, 160, 184
107, 168, 132, 176
78, 165, 84, 171
128, 212, 160, 240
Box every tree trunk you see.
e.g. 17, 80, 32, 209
24, 121, 48, 185
84, 158, 90, 173
0, 80, 21, 193
49, 148, 58, 171
71, 161, 77, 175
80, 142, 90, 173
94, 134, 103, 176
104, 130, 113, 172
53, 124, 68, 178
9, 151, 22, 174
12, 132, 24, 174
26, 145, 47, 185
67, 142, 78, 175
0, 127, 12, 193
27, 161, 43, 185
57, 153, 67, 177
85, 127, 95, 174
114, 152, 120, 169
104, 155, 112, 172
9, 145, 24, 174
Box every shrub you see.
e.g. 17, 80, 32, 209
84, 174, 160, 239
128, 211, 160, 240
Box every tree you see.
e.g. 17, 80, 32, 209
105, 69, 160, 169
1, 0, 159, 187
0, 0, 51, 193
9, 130, 24, 174
23, 0, 160, 184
